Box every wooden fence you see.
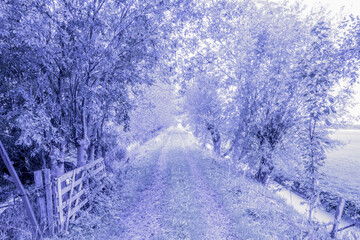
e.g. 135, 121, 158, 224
34, 169, 54, 235
33, 158, 106, 235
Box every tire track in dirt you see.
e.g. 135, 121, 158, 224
182, 138, 234, 240
119, 135, 171, 239
119, 131, 235, 239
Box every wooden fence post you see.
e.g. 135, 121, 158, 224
44, 169, 54, 236
57, 177, 64, 233
0, 140, 42, 239
65, 170, 76, 232
331, 197, 345, 238
34, 170, 47, 232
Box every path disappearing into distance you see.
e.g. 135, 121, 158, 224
117, 128, 235, 239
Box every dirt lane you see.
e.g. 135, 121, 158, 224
183, 139, 233, 240
119, 135, 171, 239
118, 131, 234, 239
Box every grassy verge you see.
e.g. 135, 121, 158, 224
191, 149, 331, 240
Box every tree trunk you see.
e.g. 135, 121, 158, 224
77, 142, 88, 167
89, 143, 95, 162
308, 174, 319, 223
207, 123, 221, 155
50, 152, 56, 179
101, 145, 106, 159
50, 143, 65, 178
223, 127, 243, 158
213, 133, 221, 155
41, 150, 46, 169
57, 143, 65, 177
88, 120, 99, 162
95, 116, 105, 160
255, 156, 273, 184
77, 101, 89, 167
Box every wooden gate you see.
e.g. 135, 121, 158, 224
33, 158, 106, 235
54, 158, 106, 233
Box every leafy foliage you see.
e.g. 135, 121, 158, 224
1, 0, 360, 238
0, 0, 181, 175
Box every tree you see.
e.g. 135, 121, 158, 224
179, 0, 312, 184
0, 0, 180, 178
183, 74, 224, 155
295, 19, 358, 221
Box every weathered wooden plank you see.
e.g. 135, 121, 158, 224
58, 167, 85, 183
59, 158, 103, 184
69, 198, 89, 218
57, 178, 64, 232
70, 170, 86, 222
0, 140, 42, 239
61, 178, 83, 195
53, 179, 61, 233
331, 197, 345, 238
34, 170, 47, 230
61, 189, 86, 210
44, 169, 54, 236
65, 171, 76, 232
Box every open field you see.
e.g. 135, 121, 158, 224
322, 129, 360, 204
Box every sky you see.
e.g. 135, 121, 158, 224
301, 0, 360, 16
270, 0, 360, 16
